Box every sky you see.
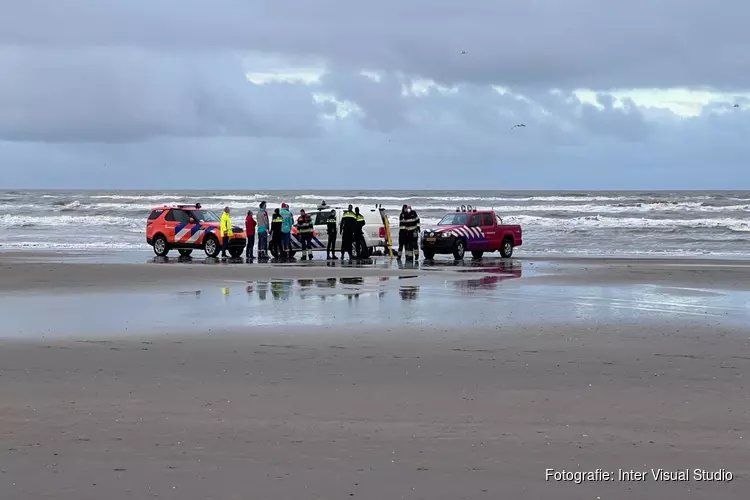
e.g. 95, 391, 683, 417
2, 0, 749, 190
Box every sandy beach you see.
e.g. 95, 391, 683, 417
1, 251, 749, 499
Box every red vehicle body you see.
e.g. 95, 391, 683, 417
146, 204, 247, 258
420, 207, 522, 260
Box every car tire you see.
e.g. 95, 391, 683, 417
471, 251, 484, 259
423, 251, 435, 260
500, 238, 514, 258
229, 248, 243, 258
178, 249, 193, 257
204, 235, 220, 257
152, 234, 169, 257
452, 239, 466, 260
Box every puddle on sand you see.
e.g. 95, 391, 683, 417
3, 260, 750, 339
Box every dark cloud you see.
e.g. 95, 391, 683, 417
3, 0, 749, 90
0, 47, 322, 142
1, 1, 749, 189
3, 69, 749, 189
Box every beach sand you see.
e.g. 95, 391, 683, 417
1, 252, 749, 499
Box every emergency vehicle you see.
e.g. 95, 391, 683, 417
268, 201, 390, 259
420, 205, 523, 260
146, 204, 248, 258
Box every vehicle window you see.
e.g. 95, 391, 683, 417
469, 214, 482, 227
165, 210, 176, 222
482, 213, 494, 226
148, 210, 163, 220
438, 213, 468, 225
190, 210, 220, 222
172, 210, 191, 223
312, 212, 329, 225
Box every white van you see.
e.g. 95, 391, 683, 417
270, 203, 390, 258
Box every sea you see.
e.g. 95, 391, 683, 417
2, 189, 750, 258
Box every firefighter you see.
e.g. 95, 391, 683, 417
220, 206, 233, 258
401, 205, 419, 261
397, 204, 408, 259
354, 207, 366, 256
296, 209, 314, 260
339, 204, 357, 260
326, 209, 337, 260
408, 205, 420, 260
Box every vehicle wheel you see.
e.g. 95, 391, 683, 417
471, 251, 484, 259
178, 249, 192, 257
500, 238, 514, 258
204, 235, 220, 257
423, 251, 435, 260
152, 235, 169, 257
229, 248, 243, 258
452, 239, 466, 260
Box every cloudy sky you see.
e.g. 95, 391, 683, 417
2, 0, 749, 190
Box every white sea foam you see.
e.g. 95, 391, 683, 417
0, 214, 142, 231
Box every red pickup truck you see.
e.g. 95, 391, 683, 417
420, 207, 523, 260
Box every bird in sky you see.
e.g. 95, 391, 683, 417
461, 50, 467, 55
510, 124, 526, 130
734, 104, 740, 108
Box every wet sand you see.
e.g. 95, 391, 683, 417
1, 251, 750, 498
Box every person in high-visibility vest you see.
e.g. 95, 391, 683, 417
401, 205, 419, 261
220, 206, 233, 258
296, 209, 314, 260
326, 209, 337, 260
339, 205, 357, 260
397, 204, 408, 259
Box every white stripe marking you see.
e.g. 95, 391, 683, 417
186, 228, 204, 244
175, 228, 191, 241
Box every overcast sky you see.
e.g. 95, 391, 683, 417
2, 0, 749, 190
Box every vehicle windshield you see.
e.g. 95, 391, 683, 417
190, 209, 220, 222
438, 213, 469, 225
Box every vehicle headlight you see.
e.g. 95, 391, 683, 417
441, 232, 452, 238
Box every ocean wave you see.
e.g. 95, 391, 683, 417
9, 199, 750, 217
56, 200, 81, 211
502, 215, 750, 232
0, 241, 145, 250
0, 214, 142, 231
87, 193, 269, 202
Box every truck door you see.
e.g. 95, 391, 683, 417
481, 212, 499, 250
467, 213, 485, 251
163, 209, 194, 244
311, 211, 329, 251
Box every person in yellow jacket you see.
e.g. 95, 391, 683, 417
220, 206, 233, 258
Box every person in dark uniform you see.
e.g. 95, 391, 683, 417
408, 205, 420, 260
401, 205, 419, 261
397, 204, 408, 259
339, 204, 357, 260
354, 207, 366, 256
270, 208, 283, 258
326, 209, 337, 260
296, 209, 314, 260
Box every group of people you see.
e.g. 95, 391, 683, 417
219, 201, 370, 261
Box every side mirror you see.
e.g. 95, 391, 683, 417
189, 218, 196, 223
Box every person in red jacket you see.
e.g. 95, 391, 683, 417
245, 210, 257, 259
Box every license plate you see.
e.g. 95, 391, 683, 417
426, 237, 436, 243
